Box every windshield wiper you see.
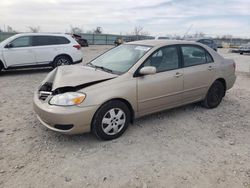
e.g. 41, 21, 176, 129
86, 62, 94, 67
95, 65, 113, 73
87, 63, 113, 73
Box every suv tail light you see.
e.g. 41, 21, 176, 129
73, 44, 81, 50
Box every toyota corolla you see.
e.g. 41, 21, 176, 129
33, 40, 236, 140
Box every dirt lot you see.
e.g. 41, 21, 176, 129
0, 46, 250, 188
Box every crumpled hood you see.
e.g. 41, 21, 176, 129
50, 65, 117, 91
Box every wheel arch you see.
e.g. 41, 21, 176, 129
53, 54, 73, 64
91, 98, 135, 131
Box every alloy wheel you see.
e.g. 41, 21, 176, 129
101, 108, 126, 135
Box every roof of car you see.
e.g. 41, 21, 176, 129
127, 39, 202, 47
12, 33, 69, 37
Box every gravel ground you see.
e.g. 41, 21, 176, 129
0, 46, 250, 188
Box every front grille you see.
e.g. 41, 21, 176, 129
39, 91, 52, 101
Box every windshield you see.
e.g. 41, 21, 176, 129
88, 44, 152, 74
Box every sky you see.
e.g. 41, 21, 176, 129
0, 0, 249, 37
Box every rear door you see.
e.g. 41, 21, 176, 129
32, 36, 70, 65
181, 45, 216, 103
137, 45, 184, 116
2, 36, 36, 67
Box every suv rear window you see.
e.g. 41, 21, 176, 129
32, 36, 70, 46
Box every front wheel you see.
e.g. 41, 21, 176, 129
92, 100, 131, 140
202, 81, 225, 108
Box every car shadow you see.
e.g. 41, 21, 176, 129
39, 102, 203, 146
0, 67, 53, 76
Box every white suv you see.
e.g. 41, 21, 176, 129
0, 33, 83, 72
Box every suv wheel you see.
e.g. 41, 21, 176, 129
202, 80, 225, 108
53, 56, 72, 68
0, 62, 3, 73
92, 100, 131, 140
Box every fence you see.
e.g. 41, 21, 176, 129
0, 32, 16, 42
0, 32, 154, 45
0, 32, 249, 47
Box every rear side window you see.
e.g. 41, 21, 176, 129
32, 36, 70, 46
56, 36, 70, 44
10, 36, 31, 48
181, 46, 207, 67
206, 52, 213, 63
143, 46, 179, 72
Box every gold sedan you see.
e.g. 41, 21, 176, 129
33, 40, 236, 140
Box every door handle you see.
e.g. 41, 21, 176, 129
208, 66, 213, 71
174, 72, 183, 78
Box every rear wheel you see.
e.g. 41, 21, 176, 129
92, 100, 131, 140
53, 55, 72, 68
202, 81, 225, 108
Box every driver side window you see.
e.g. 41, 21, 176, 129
10, 36, 31, 48
143, 46, 179, 72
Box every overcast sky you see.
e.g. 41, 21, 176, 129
0, 0, 249, 37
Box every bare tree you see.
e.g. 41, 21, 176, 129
193, 31, 205, 38
93, 26, 103, 34
132, 26, 150, 40
133, 26, 143, 36
28, 26, 41, 33
6, 25, 16, 33
70, 26, 83, 34
221, 34, 233, 39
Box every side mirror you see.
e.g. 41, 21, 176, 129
139, 66, 156, 75
5, 43, 13, 48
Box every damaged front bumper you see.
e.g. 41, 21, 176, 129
33, 92, 99, 134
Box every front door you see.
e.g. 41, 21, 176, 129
2, 36, 36, 67
137, 45, 184, 116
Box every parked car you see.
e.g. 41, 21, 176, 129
34, 40, 236, 140
71, 34, 89, 47
197, 39, 218, 51
0, 33, 83, 72
114, 37, 124, 46
231, 42, 250, 55
187, 38, 217, 51
155, 36, 170, 40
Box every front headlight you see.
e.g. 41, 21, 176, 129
49, 92, 86, 106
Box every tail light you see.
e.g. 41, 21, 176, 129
73, 44, 81, 50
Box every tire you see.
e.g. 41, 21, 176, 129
92, 100, 131, 140
0, 62, 3, 73
202, 81, 225, 109
240, 52, 243, 55
53, 55, 72, 68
